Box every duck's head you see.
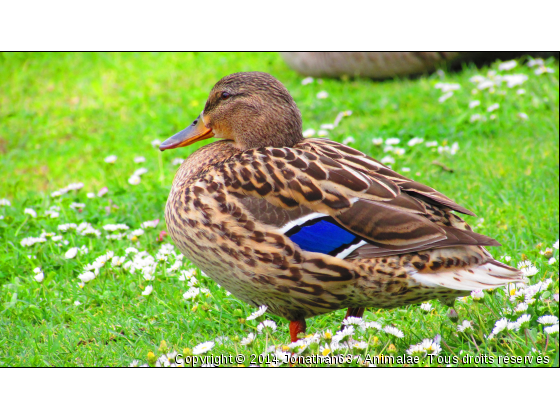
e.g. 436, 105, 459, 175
160, 72, 303, 152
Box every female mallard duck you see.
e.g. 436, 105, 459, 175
160, 72, 522, 342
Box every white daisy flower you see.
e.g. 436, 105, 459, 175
342, 316, 365, 329
45, 210, 59, 218
342, 136, 355, 145
515, 314, 531, 330
65, 247, 79, 259
80, 226, 101, 237
142, 285, 153, 296
318, 130, 329, 137
498, 60, 517, 71
434, 83, 460, 92
401, 167, 411, 172
549, 257, 557, 265
141, 219, 159, 229
352, 341, 368, 351
535, 66, 554, 75
517, 260, 538, 277
383, 326, 404, 338
544, 324, 559, 335
407, 137, 423, 146
553, 240, 559, 250
420, 339, 441, 355
457, 320, 473, 332
425, 141, 438, 147
380, 156, 395, 165
364, 321, 382, 330
20, 237, 47, 246
34, 270, 44, 282
134, 156, 146, 163
515, 302, 529, 313
103, 224, 130, 232
406, 344, 424, 357
383, 145, 394, 153
487, 103, 500, 112
104, 155, 117, 163
151, 139, 161, 148
527, 58, 544, 68
469, 100, 480, 109
320, 123, 335, 130
537, 315, 558, 326
192, 341, 214, 355
491, 318, 508, 336
240, 333, 256, 346
179, 269, 197, 282
469, 114, 482, 123
257, 320, 277, 334
372, 138, 383, 145
385, 138, 400, 145
69, 202, 85, 210
246, 305, 268, 320
0, 198, 11, 206
183, 287, 199, 300
111, 256, 125, 266
316, 91, 328, 99
24, 208, 37, 218
302, 128, 316, 138
518, 112, 528, 120
78, 271, 96, 283
420, 302, 432, 312
471, 290, 484, 301
133, 168, 148, 177
128, 175, 141, 185
301, 77, 314, 85
333, 326, 354, 343
74, 300, 82, 306
438, 92, 453, 102
172, 158, 184, 166
319, 343, 338, 356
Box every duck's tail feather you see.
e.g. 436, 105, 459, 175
411, 259, 525, 291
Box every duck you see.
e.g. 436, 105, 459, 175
160, 71, 523, 342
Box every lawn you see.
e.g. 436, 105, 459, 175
0, 52, 558, 366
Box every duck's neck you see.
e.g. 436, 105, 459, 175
233, 104, 304, 150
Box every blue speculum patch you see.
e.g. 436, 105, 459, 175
287, 219, 358, 255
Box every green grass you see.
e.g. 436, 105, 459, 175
0, 52, 558, 366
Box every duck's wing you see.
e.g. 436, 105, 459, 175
217, 143, 497, 259
299, 138, 476, 216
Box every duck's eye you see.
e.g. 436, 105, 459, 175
220, 91, 231, 100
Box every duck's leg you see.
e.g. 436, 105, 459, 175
340, 307, 365, 330
345, 307, 365, 319
289, 318, 307, 343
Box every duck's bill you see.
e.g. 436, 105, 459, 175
159, 114, 214, 151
